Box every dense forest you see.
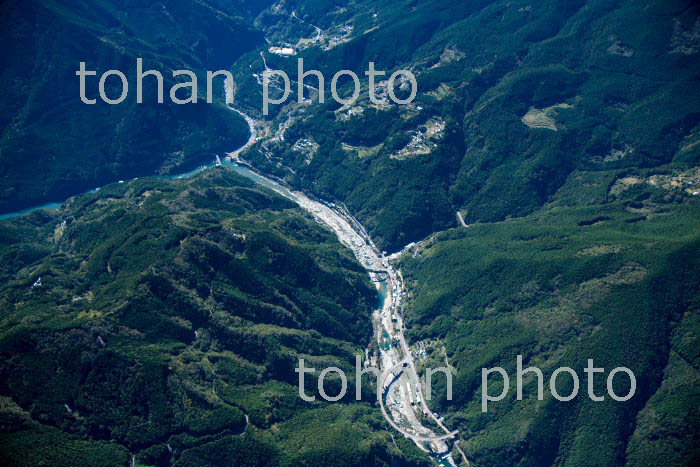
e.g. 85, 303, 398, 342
0, 0, 272, 213
1, 0, 698, 465
235, 0, 700, 251
0, 169, 427, 466
400, 172, 700, 465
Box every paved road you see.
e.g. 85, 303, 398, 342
225, 93, 465, 466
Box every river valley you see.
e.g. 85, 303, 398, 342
0, 93, 465, 467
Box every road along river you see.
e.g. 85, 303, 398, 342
223, 105, 464, 465
0, 104, 465, 466
224, 23, 465, 464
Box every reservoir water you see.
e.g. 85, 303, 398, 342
0, 163, 220, 222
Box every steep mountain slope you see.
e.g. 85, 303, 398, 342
0, 0, 274, 214
236, 0, 700, 251
1, 0, 698, 465
0, 168, 428, 466
218, 1, 700, 464
398, 173, 700, 465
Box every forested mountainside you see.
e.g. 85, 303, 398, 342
0, 168, 429, 466
399, 177, 700, 466
1, 0, 699, 466
225, 1, 700, 464
0, 0, 276, 213
235, 0, 700, 251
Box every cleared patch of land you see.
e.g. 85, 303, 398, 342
521, 103, 573, 131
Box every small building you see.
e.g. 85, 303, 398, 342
269, 46, 296, 56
